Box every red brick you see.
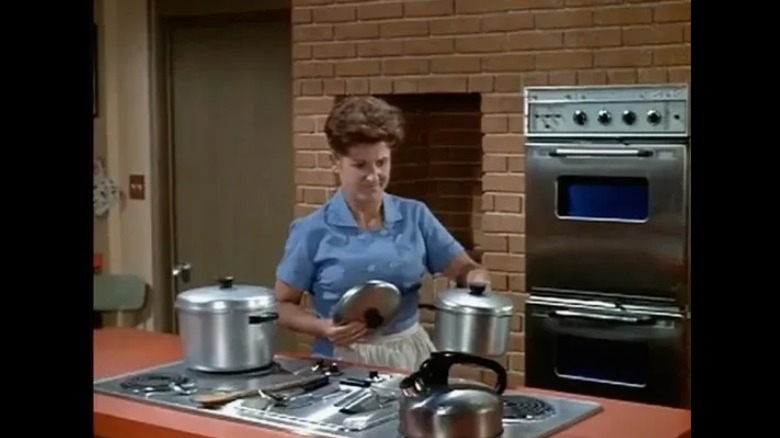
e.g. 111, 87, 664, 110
293, 133, 329, 150
334, 60, 381, 77
310, 42, 355, 59
482, 115, 508, 134
380, 20, 428, 38
293, 62, 334, 78
594, 48, 652, 68
429, 17, 481, 35
623, 24, 685, 46
481, 12, 533, 32
292, 8, 312, 24
654, 2, 691, 22
404, 0, 453, 17
468, 76, 494, 92
357, 41, 403, 58
564, 28, 621, 48
382, 59, 428, 75
594, 6, 653, 25
403, 38, 453, 55
294, 25, 333, 42
430, 56, 481, 74
535, 9, 592, 29
334, 23, 378, 40
312, 5, 355, 23
483, 134, 524, 153
357, 2, 403, 20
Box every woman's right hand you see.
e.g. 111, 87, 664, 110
321, 320, 368, 346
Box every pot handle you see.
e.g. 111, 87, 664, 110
417, 303, 437, 311
401, 351, 508, 395
248, 313, 279, 324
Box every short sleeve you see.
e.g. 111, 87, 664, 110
275, 219, 316, 293
419, 203, 465, 274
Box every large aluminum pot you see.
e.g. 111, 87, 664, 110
419, 283, 513, 356
175, 276, 278, 372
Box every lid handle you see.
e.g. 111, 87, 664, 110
467, 283, 487, 296
217, 276, 235, 289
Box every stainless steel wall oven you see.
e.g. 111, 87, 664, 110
522, 84, 690, 408
525, 295, 687, 407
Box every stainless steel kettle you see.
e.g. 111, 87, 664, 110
398, 351, 508, 438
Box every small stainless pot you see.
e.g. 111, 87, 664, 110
175, 276, 279, 372
419, 283, 513, 357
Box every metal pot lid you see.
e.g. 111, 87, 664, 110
175, 276, 276, 313
435, 283, 513, 316
331, 280, 401, 330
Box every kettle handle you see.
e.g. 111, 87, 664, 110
402, 351, 508, 395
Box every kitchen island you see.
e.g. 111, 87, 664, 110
93, 327, 691, 438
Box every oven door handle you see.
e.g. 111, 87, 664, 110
549, 148, 653, 158
550, 309, 655, 325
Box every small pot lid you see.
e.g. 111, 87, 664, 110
436, 283, 514, 316
175, 276, 276, 313
331, 280, 401, 330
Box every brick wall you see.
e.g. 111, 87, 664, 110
291, 0, 691, 388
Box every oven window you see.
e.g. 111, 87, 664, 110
556, 176, 649, 221
555, 334, 648, 386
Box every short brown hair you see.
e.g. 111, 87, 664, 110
324, 96, 405, 155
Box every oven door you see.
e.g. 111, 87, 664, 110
526, 142, 688, 302
525, 295, 686, 408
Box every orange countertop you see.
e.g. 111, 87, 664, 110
93, 328, 691, 438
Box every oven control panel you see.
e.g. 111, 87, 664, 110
524, 84, 689, 137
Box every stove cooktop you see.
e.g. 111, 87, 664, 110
93, 357, 603, 438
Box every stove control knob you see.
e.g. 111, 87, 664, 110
622, 110, 637, 125
328, 363, 340, 373
573, 110, 587, 125
368, 370, 379, 379
597, 110, 612, 124
647, 110, 662, 125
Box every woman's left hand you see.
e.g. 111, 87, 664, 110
466, 268, 491, 287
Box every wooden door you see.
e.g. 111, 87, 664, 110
166, 11, 295, 351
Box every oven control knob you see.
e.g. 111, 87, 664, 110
597, 110, 612, 124
573, 110, 587, 125
647, 110, 662, 125
622, 110, 636, 125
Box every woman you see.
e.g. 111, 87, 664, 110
273, 95, 491, 372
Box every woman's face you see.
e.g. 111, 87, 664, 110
332, 141, 391, 204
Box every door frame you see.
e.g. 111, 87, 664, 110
148, 0, 291, 333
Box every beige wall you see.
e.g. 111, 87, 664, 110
94, 0, 156, 329
93, 0, 109, 260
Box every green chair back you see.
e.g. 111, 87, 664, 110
93, 274, 147, 312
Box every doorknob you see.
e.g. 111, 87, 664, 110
172, 262, 192, 283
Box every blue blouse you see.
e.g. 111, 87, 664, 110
275, 189, 464, 357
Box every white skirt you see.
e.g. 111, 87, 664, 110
333, 323, 436, 372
